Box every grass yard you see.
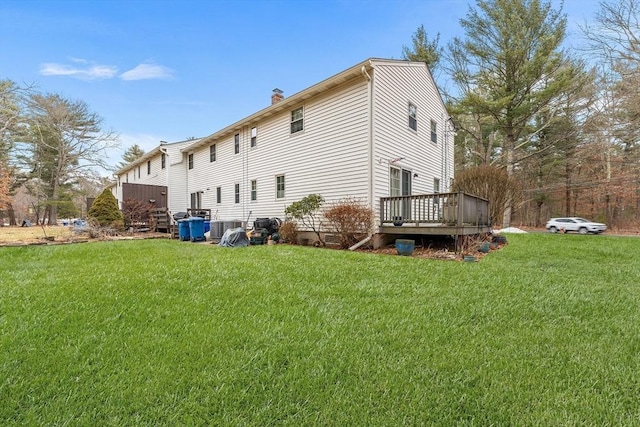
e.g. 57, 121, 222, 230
1, 234, 639, 425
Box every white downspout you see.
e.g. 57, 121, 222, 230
160, 147, 170, 214
349, 234, 372, 251
356, 63, 375, 251
362, 64, 373, 210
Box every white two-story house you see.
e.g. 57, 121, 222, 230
112, 139, 197, 214
112, 58, 488, 245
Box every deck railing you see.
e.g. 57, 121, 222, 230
379, 192, 490, 227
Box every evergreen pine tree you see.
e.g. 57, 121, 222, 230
88, 189, 123, 228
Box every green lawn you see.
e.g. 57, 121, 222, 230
1, 234, 639, 425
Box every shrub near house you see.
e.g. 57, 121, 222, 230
88, 189, 124, 229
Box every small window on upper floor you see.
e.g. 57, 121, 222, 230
234, 183, 240, 204
210, 144, 216, 162
251, 127, 257, 148
137, 165, 141, 178
408, 103, 417, 131
161, 153, 166, 169
216, 186, 221, 204
147, 160, 151, 175
188, 153, 194, 170
234, 134, 240, 154
291, 107, 304, 134
430, 119, 437, 143
276, 175, 285, 199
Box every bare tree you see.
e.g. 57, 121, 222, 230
24, 93, 119, 225
0, 80, 33, 224
582, 0, 640, 224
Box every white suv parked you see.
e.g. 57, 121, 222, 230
546, 217, 607, 234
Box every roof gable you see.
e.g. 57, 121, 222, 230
183, 58, 442, 152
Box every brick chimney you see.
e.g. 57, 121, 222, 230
271, 88, 284, 105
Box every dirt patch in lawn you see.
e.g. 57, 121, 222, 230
0, 225, 170, 246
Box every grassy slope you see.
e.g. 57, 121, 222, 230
1, 234, 639, 425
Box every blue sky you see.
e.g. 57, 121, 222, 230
0, 0, 600, 174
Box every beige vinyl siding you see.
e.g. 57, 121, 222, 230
157, 141, 192, 214
189, 77, 370, 222
178, 59, 451, 228
113, 141, 192, 214
188, 131, 243, 218
166, 152, 188, 214
370, 61, 453, 207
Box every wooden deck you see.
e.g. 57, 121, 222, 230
376, 192, 491, 247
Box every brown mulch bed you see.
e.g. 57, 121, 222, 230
357, 236, 503, 261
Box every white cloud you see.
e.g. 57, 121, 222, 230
68, 56, 89, 64
39, 59, 175, 81
40, 62, 119, 80
120, 63, 175, 81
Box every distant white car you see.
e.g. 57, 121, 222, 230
546, 217, 607, 234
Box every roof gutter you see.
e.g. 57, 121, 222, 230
183, 58, 377, 153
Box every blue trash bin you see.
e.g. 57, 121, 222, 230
178, 219, 191, 241
203, 220, 210, 234
189, 217, 206, 242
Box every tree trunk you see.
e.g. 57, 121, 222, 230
49, 179, 59, 225
565, 160, 572, 216
502, 137, 515, 228
535, 201, 543, 227
8, 203, 16, 225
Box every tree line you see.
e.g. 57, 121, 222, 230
404, 0, 638, 229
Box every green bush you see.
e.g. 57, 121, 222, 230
88, 189, 124, 228
285, 194, 324, 245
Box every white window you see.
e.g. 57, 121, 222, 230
234, 134, 240, 154
161, 153, 166, 169
408, 103, 417, 131
190, 192, 201, 209
210, 144, 216, 162
291, 107, 304, 134
276, 175, 285, 199
251, 127, 257, 148
188, 153, 194, 169
216, 187, 221, 204
147, 160, 151, 175
430, 119, 437, 143
251, 179, 257, 201
234, 183, 240, 204
390, 167, 401, 197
